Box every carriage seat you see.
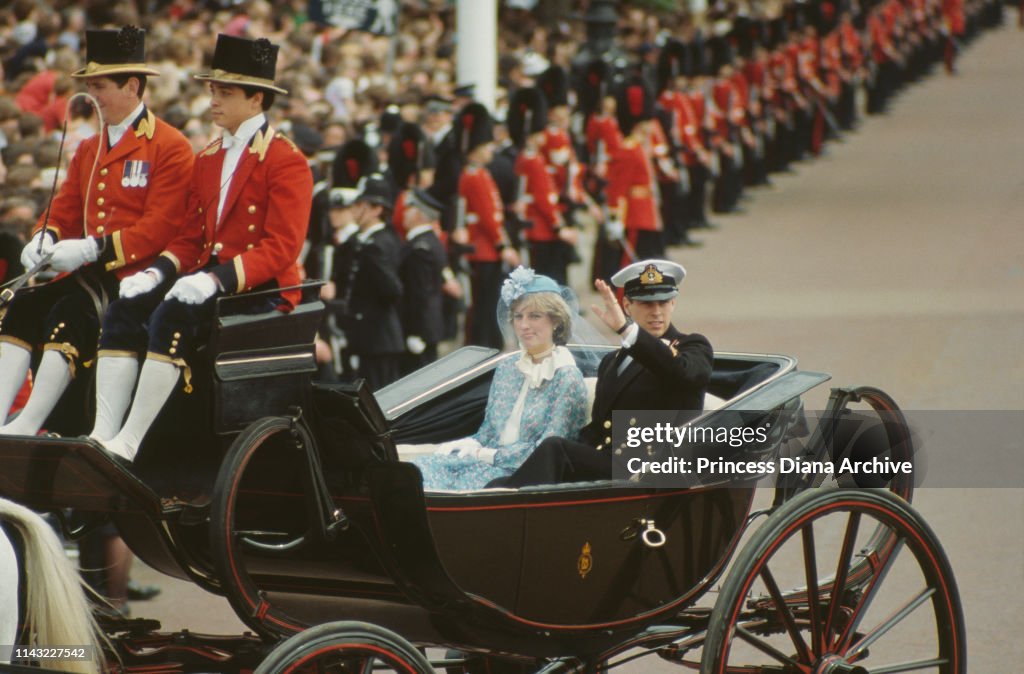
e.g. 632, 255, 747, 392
206, 283, 325, 434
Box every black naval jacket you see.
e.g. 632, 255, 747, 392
399, 227, 447, 347
582, 324, 714, 449
334, 224, 404, 356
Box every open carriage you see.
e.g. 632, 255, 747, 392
0, 284, 964, 673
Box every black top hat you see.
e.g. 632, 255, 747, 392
72, 26, 160, 78
333, 139, 375, 189
388, 122, 434, 188
536, 66, 569, 108
507, 87, 548, 148
194, 34, 287, 95
577, 59, 611, 118
455, 103, 494, 155
354, 173, 394, 209
616, 77, 654, 136
407, 188, 444, 221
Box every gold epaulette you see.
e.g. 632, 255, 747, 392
275, 132, 300, 153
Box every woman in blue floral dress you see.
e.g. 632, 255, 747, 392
407, 268, 588, 490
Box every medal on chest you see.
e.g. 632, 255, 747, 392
122, 160, 150, 188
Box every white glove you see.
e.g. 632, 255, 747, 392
119, 268, 163, 299
166, 272, 219, 305
47, 238, 99, 272
406, 335, 426, 355
605, 218, 625, 241
20, 231, 55, 270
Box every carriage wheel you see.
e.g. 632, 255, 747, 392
701, 489, 964, 674
254, 621, 434, 674
210, 415, 318, 640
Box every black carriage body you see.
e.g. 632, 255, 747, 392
0, 336, 829, 657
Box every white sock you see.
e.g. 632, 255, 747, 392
0, 342, 32, 424
105, 359, 180, 461
90, 356, 140, 442
0, 350, 72, 436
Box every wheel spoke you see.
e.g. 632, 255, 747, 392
759, 564, 812, 663
847, 587, 937, 660
824, 512, 861, 649
835, 534, 905, 653
801, 522, 823, 654
870, 657, 950, 673
734, 625, 804, 668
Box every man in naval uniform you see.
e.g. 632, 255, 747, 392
88, 34, 312, 462
0, 26, 193, 436
491, 259, 713, 487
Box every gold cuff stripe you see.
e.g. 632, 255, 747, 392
160, 251, 181, 273
105, 230, 126, 271
234, 256, 246, 293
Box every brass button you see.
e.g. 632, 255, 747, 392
629, 417, 637, 426
213, 243, 223, 253
198, 207, 203, 214
605, 436, 611, 444
97, 212, 106, 219
247, 205, 256, 214
59, 323, 65, 328
100, 168, 109, 176
615, 449, 623, 455
246, 243, 254, 250
97, 182, 106, 191
247, 224, 256, 232
97, 197, 105, 206
173, 332, 181, 338
169, 347, 176, 354
96, 226, 105, 234
603, 420, 611, 429
130, 254, 137, 260
596, 444, 603, 450
171, 340, 179, 346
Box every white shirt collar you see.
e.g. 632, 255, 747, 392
106, 101, 146, 147
515, 345, 576, 389
221, 112, 267, 150
356, 221, 386, 243
404, 223, 435, 241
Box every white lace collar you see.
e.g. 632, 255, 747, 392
515, 345, 575, 389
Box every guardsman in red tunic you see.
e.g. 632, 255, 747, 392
387, 121, 435, 241
577, 59, 625, 284
535, 66, 585, 226
90, 34, 312, 462
0, 27, 194, 437
455, 103, 519, 349
607, 77, 663, 267
509, 87, 572, 285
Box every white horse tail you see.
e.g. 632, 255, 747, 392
0, 498, 106, 673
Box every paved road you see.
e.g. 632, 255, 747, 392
130, 21, 1023, 671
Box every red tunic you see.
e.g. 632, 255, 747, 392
33, 107, 195, 279
160, 126, 312, 308
606, 138, 659, 232
539, 126, 583, 203
459, 165, 507, 263
515, 150, 561, 243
